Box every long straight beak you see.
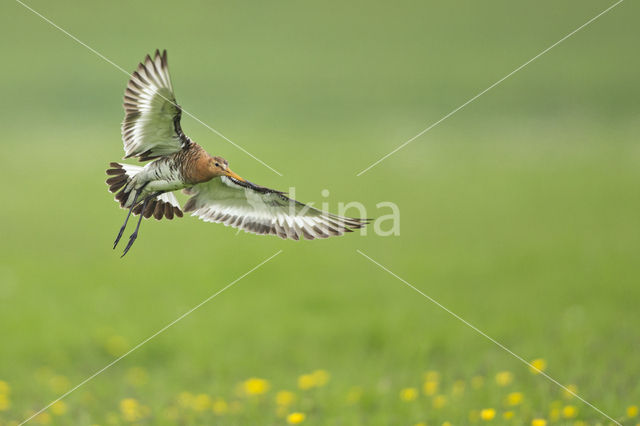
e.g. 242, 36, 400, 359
225, 168, 245, 182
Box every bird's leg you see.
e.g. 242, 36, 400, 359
121, 195, 154, 257
113, 190, 140, 249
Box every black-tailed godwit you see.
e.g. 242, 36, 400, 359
107, 50, 369, 256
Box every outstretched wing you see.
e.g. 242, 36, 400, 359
183, 176, 369, 240
121, 50, 190, 162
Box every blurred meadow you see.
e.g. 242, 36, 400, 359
1, 0, 639, 424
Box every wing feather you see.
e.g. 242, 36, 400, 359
183, 176, 369, 240
121, 50, 189, 162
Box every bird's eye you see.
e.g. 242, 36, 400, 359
214, 162, 220, 167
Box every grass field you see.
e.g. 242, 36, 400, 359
1, 0, 639, 425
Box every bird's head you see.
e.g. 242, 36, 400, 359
208, 156, 245, 181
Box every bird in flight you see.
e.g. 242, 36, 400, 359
107, 50, 369, 256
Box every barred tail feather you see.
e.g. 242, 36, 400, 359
106, 162, 143, 208
133, 192, 183, 220
105, 162, 183, 220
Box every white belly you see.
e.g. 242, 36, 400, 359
136, 159, 186, 194
145, 179, 186, 192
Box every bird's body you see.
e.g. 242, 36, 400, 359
110, 143, 212, 204
137, 157, 187, 193
107, 50, 368, 256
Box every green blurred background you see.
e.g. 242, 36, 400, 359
1, 0, 638, 424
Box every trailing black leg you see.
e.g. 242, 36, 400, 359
121, 195, 154, 257
113, 190, 140, 249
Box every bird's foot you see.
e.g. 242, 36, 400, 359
113, 224, 127, 249
121, 232, 138, 257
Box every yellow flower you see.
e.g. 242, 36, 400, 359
34, 412, 51, 424
562, 405, 578, 418
346, 386, 363, 404
311, 370, 330, 387
177, 391, 194, 408
298, 374, 315, 390
243, 377, 270, 395
192, 393, 211, 411
503, 411, 514, 420
295, 370, 329, 390
287, 412, 306, 424
0, 380, 10, 395
506, 392, 523, 406
423, 380, 439, 396
0, 394, 11, 411
424, 371, 440, 382
628, 405, 639, 418
549, 400, 562, 409
276, 390, 295, 406
125, 367, 148, 387
433, 395, 447, 409
529, 358, 547, 374
414, 423, 427, 426
572, 421, 586, 426
563, 384, 578, 399
495, 371, 513, 386
51, 401, 67, 416
120, 398, 145, 422
105, 335, 129, 357
442, 422, 452, 426
452, 380, 465, 396
531, 418, 547, 426
549, 406, 560, 421
400, 387, 418, 402
212, 398, 228, 415
49, 375, 70, 393
480, 408, 496, 421
471, 376, 484, 389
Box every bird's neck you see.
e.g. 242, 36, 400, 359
182, 145, 216, 184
